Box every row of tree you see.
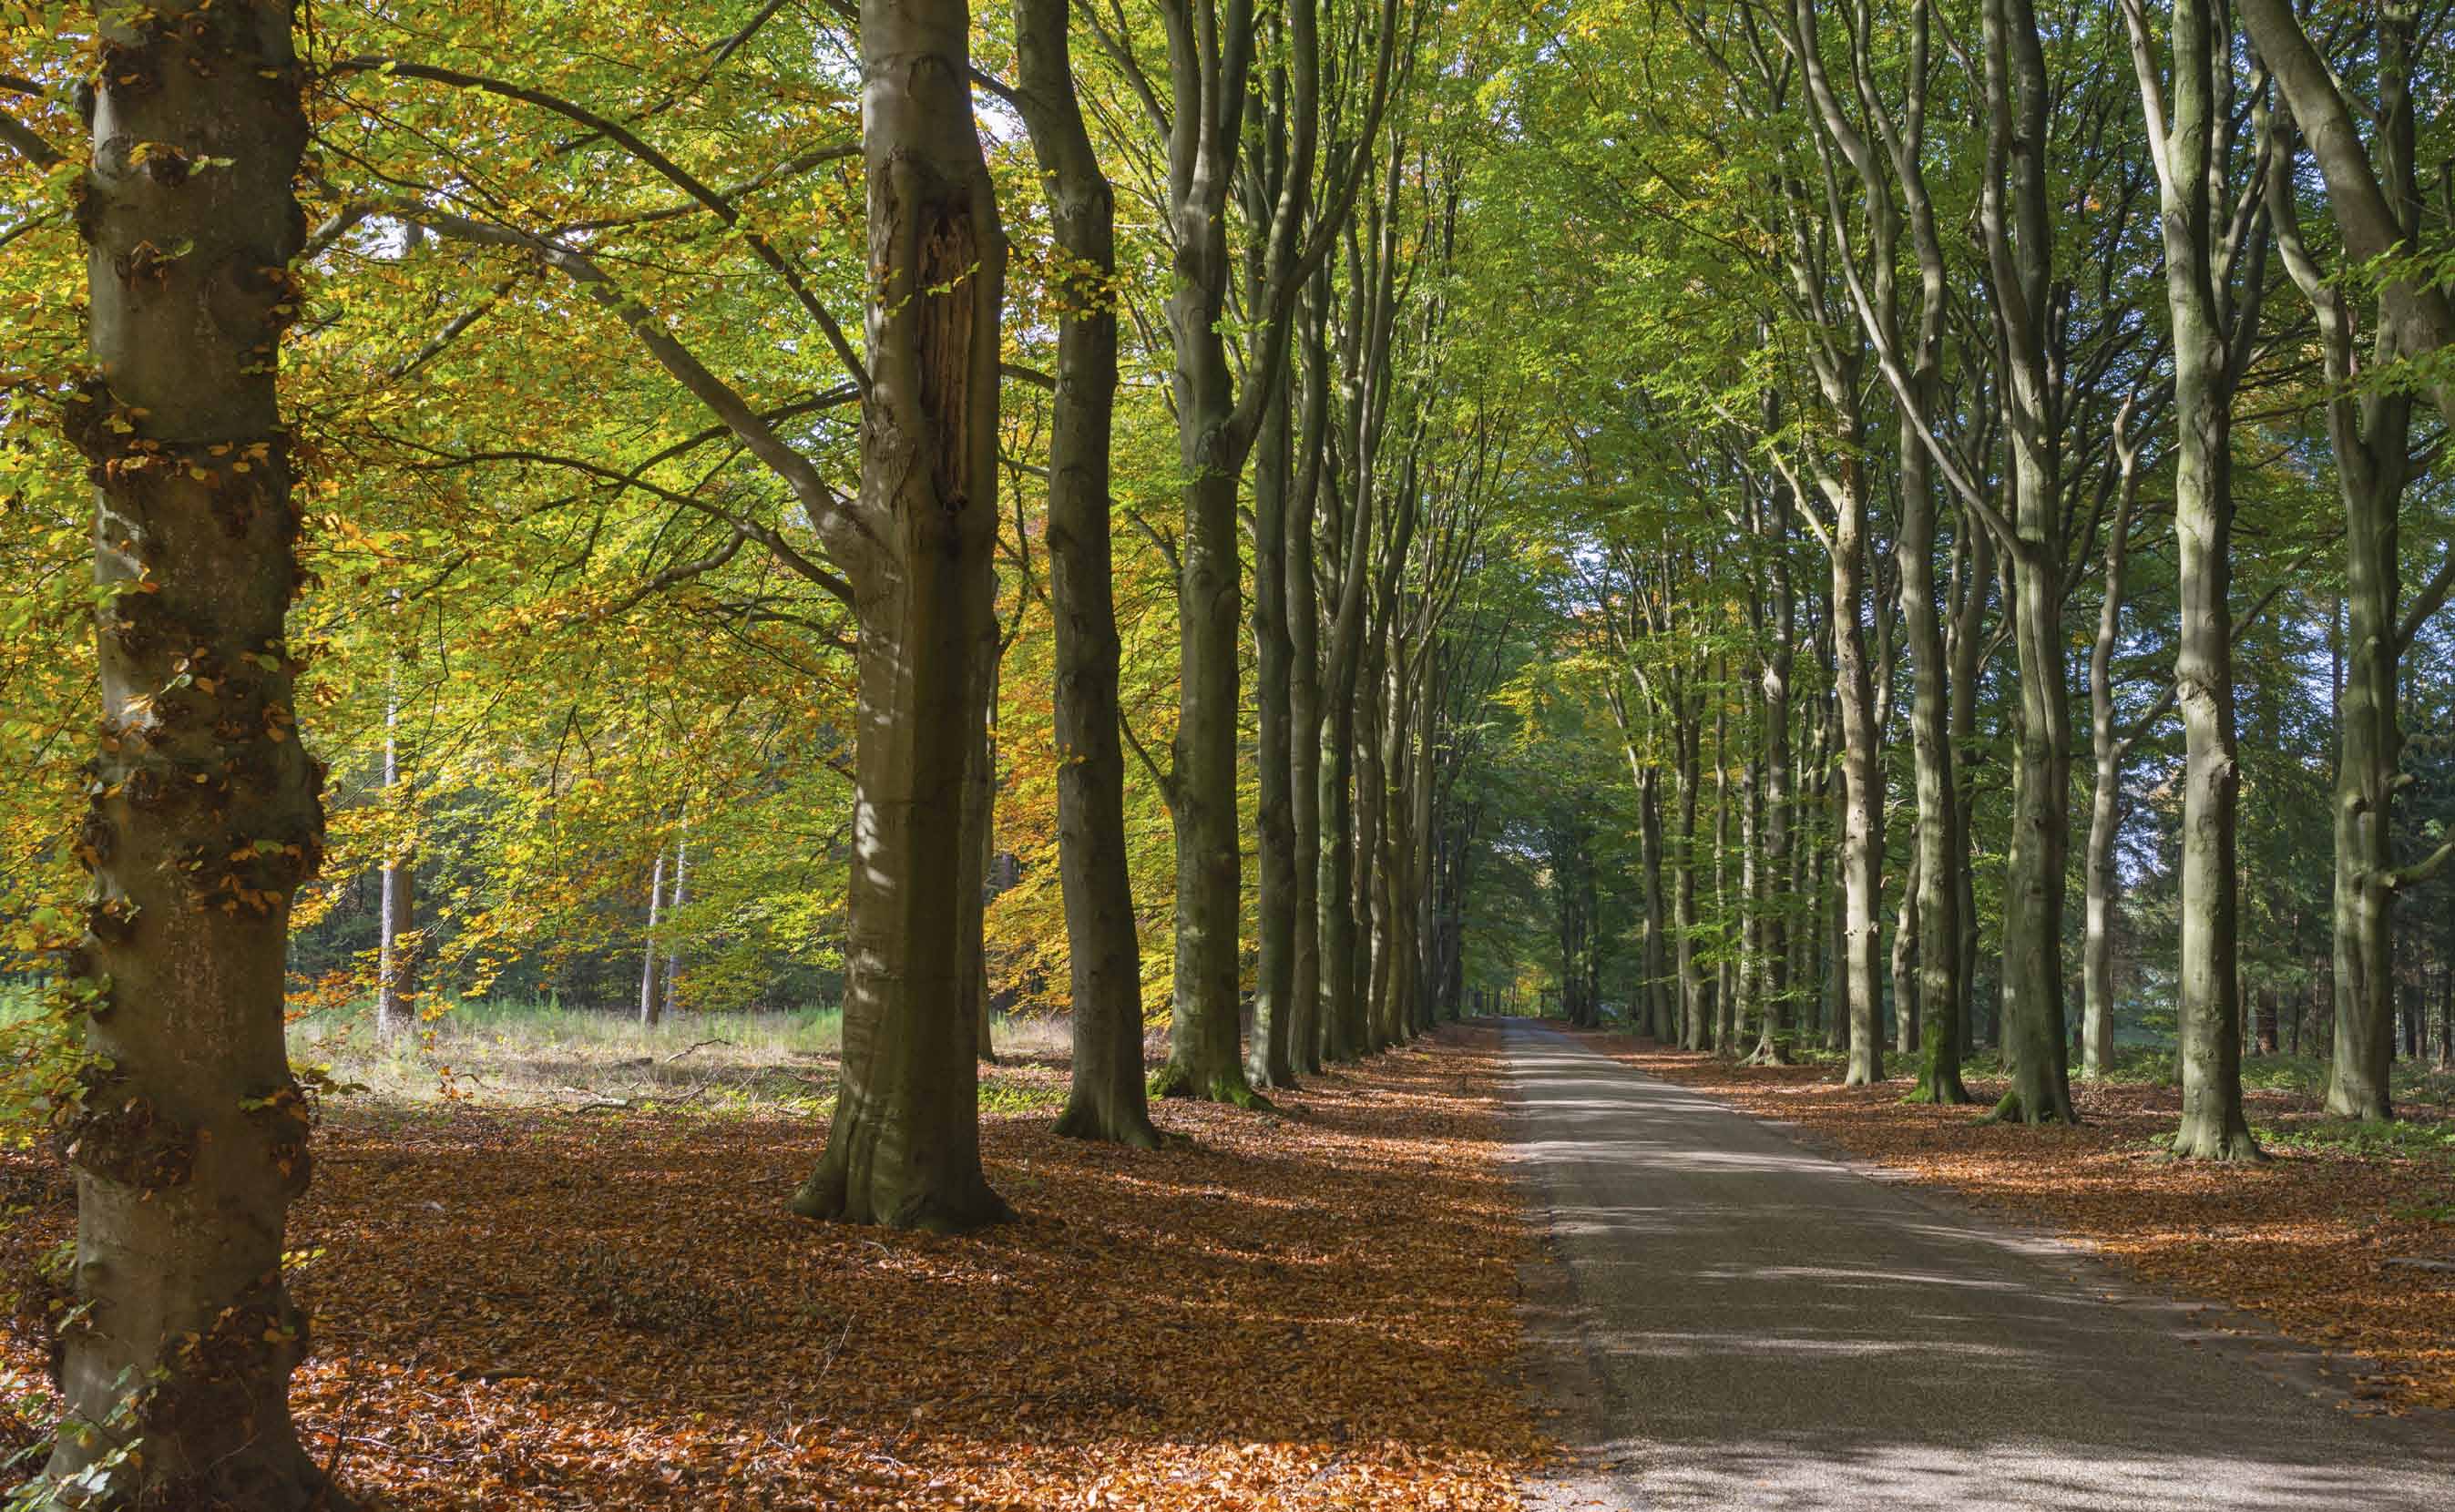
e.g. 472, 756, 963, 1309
0, 0, 1522, 1502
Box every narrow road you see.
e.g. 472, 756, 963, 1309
1504, 1020, 2455, 1511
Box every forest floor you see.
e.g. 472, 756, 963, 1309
0, 1027, 1546, 1509
1568, 1029, 2455, 1420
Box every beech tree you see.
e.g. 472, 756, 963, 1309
33, 2, 334, 1503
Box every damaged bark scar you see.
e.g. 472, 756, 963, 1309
54, 1067, 195, 1191
916, 203, 975, 518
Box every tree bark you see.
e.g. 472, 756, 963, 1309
1980, 0, 2075, 1124
46, 2, 337, 1502
375, 671, 415, 1043
2125, 0, 2264, 1160
1012, 0, 1161, 1147
790, 0, 1012, 1229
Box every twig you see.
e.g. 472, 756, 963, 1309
664, 1037, 733, 1063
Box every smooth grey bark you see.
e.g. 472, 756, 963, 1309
375, 671, 414, 1042
1892, 848, 1921, 1055
1979, 0, 2075, 1123
790, 0, 1011, 1230
1142, 0, 1392, 1105
665, 813, 690, 1024
2082, 410, 2148, 1081
1829, 470, 1885, 1085
1285, 266, 1332, 1075
1749, 488, 1795, 1065
2123, 0, 2266, 1160
1012, 0, 1160, 1148
2255, 0, 2453, 1120
46, 2, 336, 1502
1640, 764, 1672, 1040
1318, 178, 1403, 1065
1673, 702, 1709, 1050
1244, 88, 1300, 1088
639, 844, 668, 1027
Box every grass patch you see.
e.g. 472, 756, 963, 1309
285, 994, 1078, 1119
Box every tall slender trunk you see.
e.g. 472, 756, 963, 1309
2248, 4, 2438, 1122
1674, 711, 1708, 1049
640, 847, 667, 1024
2127, 0, 2263, 1160
46, 3, 334, 1500
1356, 639, 1390, 1050
1013, 0, 1161, 1147
1752, 498, 1795, 1063
1833, 464, 1886, 1086
791, 0, 1011, 1228
1640, 763, 1672, 1041
1893, 852, 1920, 1055
2082, 424, 2143, 1080
1286, 268, 1331, 1075
664, 817, 690, 1023
1158, 322, 1258, 1100
1901, 419, 1967, 1102
376, 670, 414, 1042
1981, 0, 2075, 1123
1246, 319, 1300, 1088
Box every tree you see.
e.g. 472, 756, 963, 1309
1014, 0, 1163, 1148
788, 0, 1013, 1230
36, 2, 337, 1503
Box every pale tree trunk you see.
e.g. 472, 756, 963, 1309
1713, 683, 1735, 1053
640, 845, 668, 1027
1151, 0, 1388, 1105
375, 669, 414, 1042
1012, 0, 1160, 1145
791, 0, 1010, 1229
1830, 466, 1886, 1086
665, 812, 690, 1024
45, 2, 335, 1501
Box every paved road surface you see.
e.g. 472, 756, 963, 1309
1505, 1019, 2455, 1511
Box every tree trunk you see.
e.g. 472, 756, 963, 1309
639, 846, 667, 1027
1674, 715, 1708, 1049
664, 817, 690, 1024
791, 0, 1011, 1229
1901, 440, 1968, 1102
1832, 466, 1886, 1087
46, 3, 336, 1501
2129, 0, 2262, 1160
1156, 326, 1260, 1101
1012, 0, 1160, 1147
1246, 348, 1300, 1088
1640, 763, 1672, 1041
1980, 0, 2075, 1124
1286, 267, 1332, 1075
375, 672, 415, 1044
1892, 848, 1921, 1057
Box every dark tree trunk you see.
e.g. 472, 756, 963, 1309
1012, 0, 1161, 1148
